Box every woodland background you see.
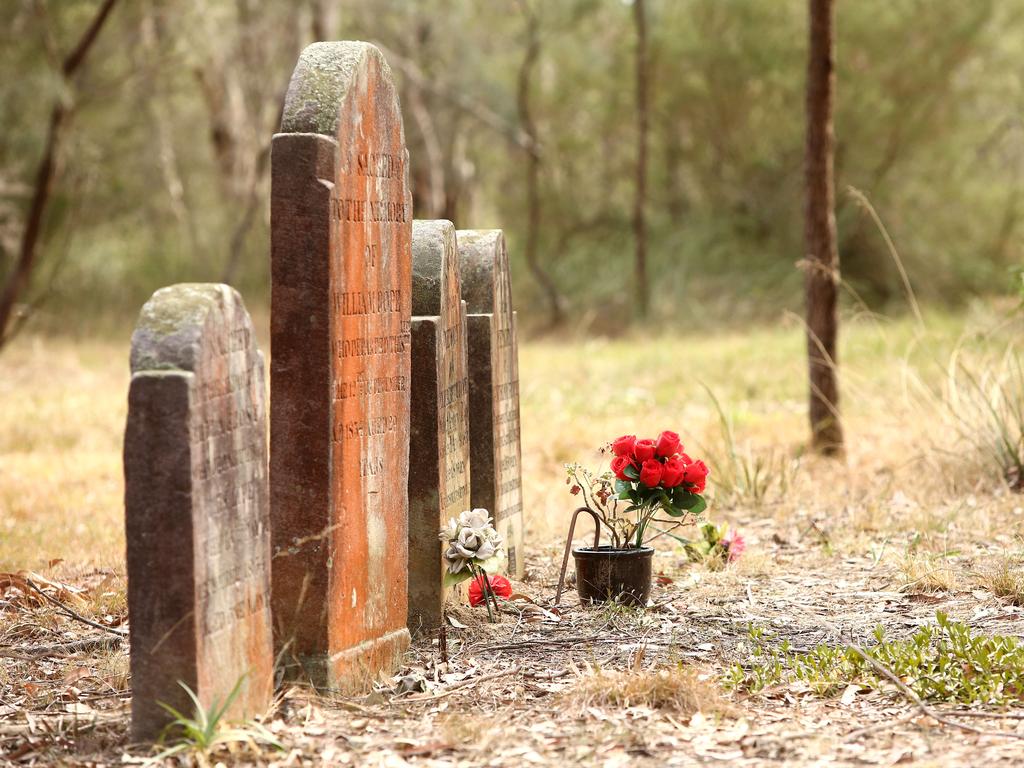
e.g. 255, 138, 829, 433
1, 0, 1023, 338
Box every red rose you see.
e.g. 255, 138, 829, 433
639, 458, 663, 487
661, 457, 685, 488
634, 439, 657, 462
469, 573, 513, 607
655, 430, 682, 458
611, 455, 635, 481
611, 435, 636, 457
682, 460, 709, 491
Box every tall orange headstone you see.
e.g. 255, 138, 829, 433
270, 42, 412, 688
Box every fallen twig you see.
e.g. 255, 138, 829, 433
23, 580, 127, 638
482, 636, 688, 652
0, 635, 123, 660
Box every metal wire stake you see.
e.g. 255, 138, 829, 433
554, 506, 601, 606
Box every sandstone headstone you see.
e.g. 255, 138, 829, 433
270, 41, 412, 687
408, 220, 470, 635
456, 230, 524, 578
124, 283, 272, 741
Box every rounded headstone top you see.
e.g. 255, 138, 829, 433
411, 220, 457, 317
455, 230, 506, 314
130, 283, 250, 374
281, 41, 396, 138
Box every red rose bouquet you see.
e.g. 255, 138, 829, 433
568, 430, 708, 548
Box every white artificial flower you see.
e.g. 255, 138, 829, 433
475, 539, 496, 560
458, 526, 482, 550
444, 546, 470, 573
460, 508, 491, 530
439, 517, 460, 543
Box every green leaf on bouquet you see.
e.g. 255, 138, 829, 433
614, 478, 632, 499
624, 464, 640, 481
672, 489, 707, 514
662, 498, 685, 517
443, 569, 474, 588
653, 527, 691, 546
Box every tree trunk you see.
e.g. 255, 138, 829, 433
632, 0, 650, 319
803, 0, 844, 455
0, 0, 120, 350
517, 5, 564, 329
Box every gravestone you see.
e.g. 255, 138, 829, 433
124, 283, 272, 741
408, 220, 470, 635
456, 230, 524, 579
270, 41, 412, 687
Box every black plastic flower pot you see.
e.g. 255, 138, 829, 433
572, 545, 654, 606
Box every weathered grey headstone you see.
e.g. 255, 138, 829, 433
124, 283, 272, 741
270, 41, 412, 688
408, 220, 470, 635
456, 230, 524, 578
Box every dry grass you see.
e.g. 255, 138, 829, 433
566, 664, 728, 716
982, 561, 1024, 605
0, 338, 127, 571
898, 552, 958, 593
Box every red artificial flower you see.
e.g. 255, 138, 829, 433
611, 434, 637, 457
639, 458, 663, 488
611, 455, 634, 481
469, 573, 513, 607
655, 430, 682, 458
682, 460, 709, 493
634, 439, 657, 462
661, 457, 686, 488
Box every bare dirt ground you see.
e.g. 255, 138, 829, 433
5, 309, 1024, 765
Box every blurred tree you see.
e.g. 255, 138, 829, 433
803, 0, 843, 455
632, 0, 650, 320
0, 0, 120, 349
1, 0, 1023, 338
516, 0, 564, 328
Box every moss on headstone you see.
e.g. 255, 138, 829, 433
281, 41, 395, 137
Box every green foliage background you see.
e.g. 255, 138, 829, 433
1, 0, 1022, 333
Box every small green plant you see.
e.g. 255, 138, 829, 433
153, 677, 281, 765
726, 613, 1024, 705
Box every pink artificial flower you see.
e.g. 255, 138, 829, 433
722, 529, 745, 562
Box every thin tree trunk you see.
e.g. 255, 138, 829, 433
0, 0, 120, 349
517, 5, 564, 328
632, 0, 650, 319
803, 0, 844, 455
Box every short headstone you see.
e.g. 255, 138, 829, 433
408, 220, 471, 635
124, 283, 272, 741
456, 230, 524, 578
270, 41, 412, 687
